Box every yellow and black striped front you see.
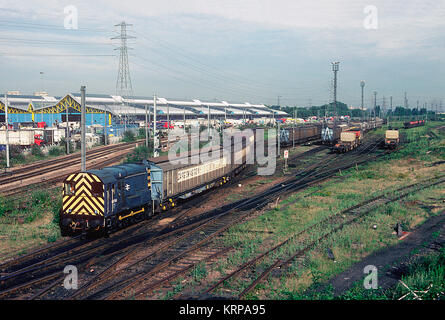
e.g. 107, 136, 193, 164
63, 172, 105, 216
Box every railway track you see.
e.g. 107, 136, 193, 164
0, 140, 144, 179
58, 138, 386, 300
198, 176, 445, 300
0, 145, 283, 299
0, 203, 205, 299
0, 144, 142, 197
0, 135, 387, 300
0, 144, 327, 262
0, 142, 140, 186
0, 144, 331, 299
111, 137, 389, 299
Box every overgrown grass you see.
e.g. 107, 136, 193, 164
0, 189, 61, 225
48, 145, 65, 157
0, 189, 62, 257
335, 248, 445, 300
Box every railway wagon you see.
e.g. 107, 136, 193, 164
60, 135, 253, 236
333, 130, 363, 153
321, 124, 349, 145
150, 147, 248, 210
150, 133, 254, 208
280, 125, 321, 146
370, 119, 384, 130
404, 120, 425, 129
384, 130, 399, 149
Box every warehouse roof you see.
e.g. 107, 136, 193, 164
1, 92, 288, 117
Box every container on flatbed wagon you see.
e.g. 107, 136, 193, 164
340, 131, 357, 142
385, 130, 399, 149
385, 130, 399, 140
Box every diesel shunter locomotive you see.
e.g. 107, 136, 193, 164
60, 136, 253, 237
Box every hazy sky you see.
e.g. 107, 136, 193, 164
0, 0, 444, 108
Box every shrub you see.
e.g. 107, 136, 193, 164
0, 197, 15, 217
122, 130, 136, 142
48, 146, 64, 157
126, 146, 150, 163
137, 128, 146, 139
31, 145, 44, 157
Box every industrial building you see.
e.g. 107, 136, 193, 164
0, 92, 288, 127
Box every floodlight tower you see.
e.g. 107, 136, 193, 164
373, 91, 377, 121
332, 62, 340, 122
360, 80, 365, 121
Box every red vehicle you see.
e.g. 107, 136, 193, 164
404, 120, 425, 129
158, 121, 174, 129
34, 134, 45, 146
37, 121, 47, 128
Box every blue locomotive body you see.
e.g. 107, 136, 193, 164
61, 162, 154, 235
90, 163, 152, 215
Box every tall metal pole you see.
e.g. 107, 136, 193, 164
435, 102, 438, 121
80, 86, 86, 171
104, 110, 108, 145
4, 94, 10, 168
167, 103, 170, 145
277, 120, 281, 157
382, 96, 386, 119
292, 106, 295, 148
124, 104, 127, 132
332, 62, 339, 122
153, 94, 158, 157
148, 104, 151, 139
360, 80, 365, 121
207, 105, 210, 137
66, 102, 70, 154
416, 100, 420, 120
404, 92, 408, 109
373, 91, 377, 121
389, 96, 392, 119
183, 105, 186, 134
145, 104, 149, 148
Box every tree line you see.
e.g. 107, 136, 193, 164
270, 101, 440, 119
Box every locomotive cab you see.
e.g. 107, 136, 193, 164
60, 172, 105, 235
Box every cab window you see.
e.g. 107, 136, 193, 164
64, 182, 75, 195
91, 182, 103, 197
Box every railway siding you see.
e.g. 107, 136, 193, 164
169, 124, 444, 299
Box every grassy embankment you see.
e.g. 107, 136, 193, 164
0, 189, 61, 259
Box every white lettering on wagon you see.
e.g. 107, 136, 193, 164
177, 157, 227, 183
